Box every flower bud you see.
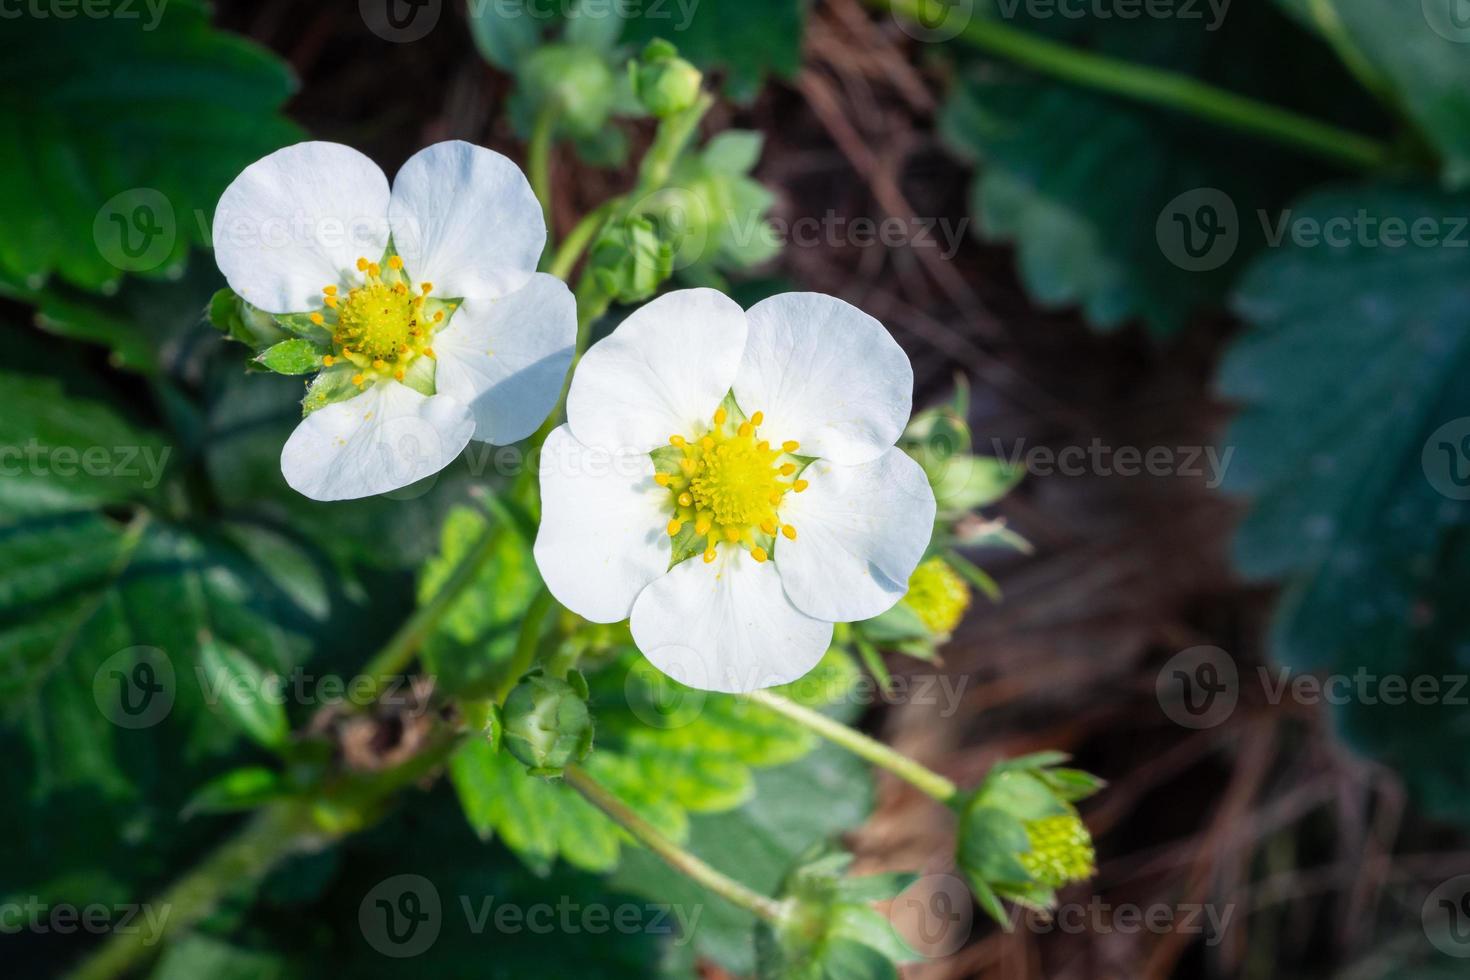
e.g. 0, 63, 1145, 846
1017, 813, 1095, 889
630, 39, 703, 118
587, 214, 675, 303
501, 670, 594, 776
522, 44, 617, 136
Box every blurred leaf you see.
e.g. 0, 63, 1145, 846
150, 934, 295, 980
623, 0, 804, 102
0, 0, 301, 290
612, 743, 875, 976
1221, 181, 1470, 816
182, 766, 287, 819
467, 0, 547, 71
198, 638, 290, 751
939, 2, 1382, 334
1277, 0, 1470, 186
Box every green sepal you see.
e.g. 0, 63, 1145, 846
254, 338, 324, 375
400, 354, 436, 397
208, 288, 289, 350
271, 311, 333, 346
301, 364, 365, 417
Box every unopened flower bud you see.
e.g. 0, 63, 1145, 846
630, 39, 702, 118
501, 670, 594, 776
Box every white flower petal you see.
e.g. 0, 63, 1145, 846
734, 292, 912, 465
388, 141, 544, 301
213, 141, 391, 314
280, 382, 473, 501
567, 288, 747, 453
533, 425, 671, 623
630, 549, 833, 693
775, 448, 936, 623
432, 273, 576, 445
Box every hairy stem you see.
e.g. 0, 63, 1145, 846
875, 0, 1389, 170
563, 765, 787, 922
745, 691, 958, 801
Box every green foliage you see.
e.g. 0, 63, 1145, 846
613, 744, 876, 976
939, 2, 1378, 334
623, 0, 805, 102
445, 647, 862, 875
1220, 181, 1470, 815
0, 0, 300, 290
1276, 0, 1470, 185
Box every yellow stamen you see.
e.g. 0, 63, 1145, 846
751, 547, 768, 563
794, 479, 809, 492
751, 411, 764, 426
667, 519, 682, 536
654, 473, 671, 487
781, 524, 797, 540
356, 257, 369, 271
323, 284, 338, 295
421, 282, 433, 294
780, 463, 797, 476
387, 255, 403, 270
351, 373, 365, 386
309, 312, 324, 325
670, 435, 686, 447
714, 407, 728, 425
782, 440, 799, 453
322, 355, 335, 367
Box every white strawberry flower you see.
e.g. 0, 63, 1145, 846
213, 140, 575, 501
534, 289, 936, 692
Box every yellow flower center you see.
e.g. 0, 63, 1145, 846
308, 255, 454, 387
902, 557, 972, 635
657, 406, 809, 565
1018, 813, 1096, 889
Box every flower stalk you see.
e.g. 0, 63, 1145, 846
563, 764, 788, 923
745, 690, 958, 801
873, 0, 1390, 171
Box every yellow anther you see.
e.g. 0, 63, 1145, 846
394, 282, 408, 294
309, 312, 324, 325
654, 473, 672, 487
700, 436, 715, 451
322, 355, 335, 367
367, 262, 381, 276
695, 517, 712, 535
750, 547, 769, 563
782, 440, 800, 453
678, 492, 694, 507
356, 257, 369, 271
738, 422, 752, 437
434, 311, 444, 322
760, 521, 777, 535
769, 491, 783, 505
394, 369, 405, 380
723, 527, 741, 543
421, 282, 433, 294
703, 549, 717, 564
324, 295, 338, 308
667, 519, 682, 536
373, 359, 387, 370
424, 347, 436, 359
714, 407, 728, 425
780, 462, 797, 476
352, 373, 365, 386
794, 479, 809, 492
751, 411, 765, 425
323, 284, 338, 295
387, 255, 403, 270
781, 524, 797, 540
670, 435, 686, 447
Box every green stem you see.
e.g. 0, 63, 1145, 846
495, 586, 557, 701
745, 691, 958, 801
547, 198, 620, 282
350, 522, 503, 705
64, 804, 323, 980
530, 103, 560, 262
563, 765, 787, 922
874, 0, 1389, 171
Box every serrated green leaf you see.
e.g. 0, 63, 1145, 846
1221, 180, 1470, 817
0, 0, 301, 290
939, 2, 1383, 335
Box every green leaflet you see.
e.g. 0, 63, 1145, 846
939, 1, 1383, 335
0, 0, 301, 291
1221, 181, 1470, 816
